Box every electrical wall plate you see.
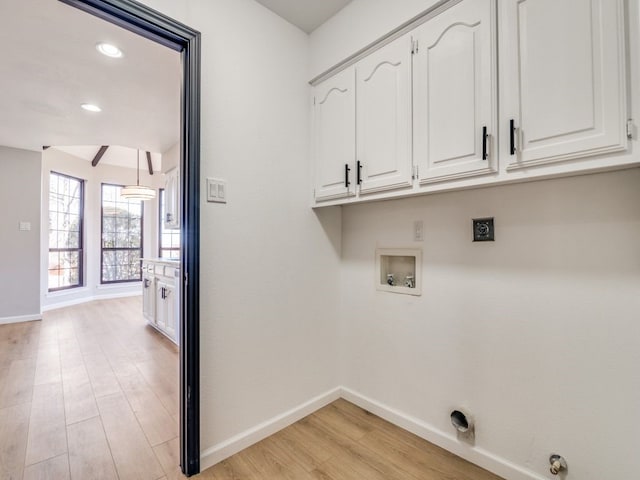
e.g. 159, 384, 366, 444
473, 217, 494, 242
206, 178, 227, 203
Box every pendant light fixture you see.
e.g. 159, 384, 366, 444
121, 149, 156, 201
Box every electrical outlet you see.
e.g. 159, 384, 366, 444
473, 217, 494, 242
413, 220, 424, 242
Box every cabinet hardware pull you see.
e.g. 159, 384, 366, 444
482, 126, 488, 160
356, 160, 362, 184
510, 119, 516, 155
344, 163, 351, 188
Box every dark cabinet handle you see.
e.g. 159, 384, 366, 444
344, 163, 351, 188
356, 160, 362, 184
482, 126, 488, 160
510, 119, 516, 155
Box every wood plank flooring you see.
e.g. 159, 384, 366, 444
0, 297, 179, 480
199, 399, 504, 480
1, 297, 503, 480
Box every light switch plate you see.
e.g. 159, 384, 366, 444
206, 178, 227, 203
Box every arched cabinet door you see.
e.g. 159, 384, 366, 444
500, 0, 627, 169
312, 67, 356, 201
356, 34, 413, 195
413, 0, 497, 184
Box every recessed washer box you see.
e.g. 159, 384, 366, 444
375, 248, 422, 296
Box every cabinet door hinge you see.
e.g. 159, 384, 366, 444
626, 119, 635, 139
411, 39, 419, 55
412, 165, 419, 179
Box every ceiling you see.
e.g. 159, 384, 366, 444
0, 0, 181, 155
254, 0, 353, 33
53, 145, 162, 171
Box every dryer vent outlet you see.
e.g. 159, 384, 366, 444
450, 409, 475, 442
450, 410, 470, 432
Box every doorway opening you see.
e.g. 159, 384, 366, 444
58, 0, 201, 475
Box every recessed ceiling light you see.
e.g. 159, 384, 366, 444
81, 103, 102, 112
96, 42, 123, 58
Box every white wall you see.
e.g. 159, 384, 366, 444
162, 142, 179, 173
41, 148, 164, 310
140, 0, 343, 467
0, 146, 42, 323
311, 2, 640, 479
340, 170, 640, 480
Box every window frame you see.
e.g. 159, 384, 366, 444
100, 182, 145, 284
158, 188, 180, 259
48, 171, 85, 292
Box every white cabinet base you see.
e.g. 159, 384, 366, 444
142, 259, 179, 345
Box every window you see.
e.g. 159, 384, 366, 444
48, 172, 84, 291
101, 184, 144, 283
159, 189, 180, 259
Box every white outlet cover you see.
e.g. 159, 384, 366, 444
19, 221, 31, 231
413, 220, 424, 242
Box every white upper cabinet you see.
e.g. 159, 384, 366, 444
500, 0, 627, 169
164, 167, 179, 229
310, 0, 633, 206
356, 34, 413, 194
413, 0, 497, 183
312, 67, 356, 201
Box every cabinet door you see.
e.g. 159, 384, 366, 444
164, 168, 179, 229
356, 34, 413, 194
501, 0, 626, 169
142, 274, 155, 322
312, 67, 356, 201
155, 281, 167, 330
413, 0, 497, 183
162, 283, 176, 341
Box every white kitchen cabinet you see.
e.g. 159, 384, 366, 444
413, 0, 497, 183
312, 67, 356, 201
164, 167, 179, 229
356, 33, 413, 194
156, 277, 176, 341
142, 259, 178, 344
142, 268, 155, 322
500, 0, 627, 169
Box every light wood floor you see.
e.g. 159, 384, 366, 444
0, 297, 180, 480
1, 298, 503, 480
200, 398, 504, 480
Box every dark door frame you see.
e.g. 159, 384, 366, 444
58, 0, 201, 475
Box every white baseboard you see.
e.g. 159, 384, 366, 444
0, 313, 42, 325
340, 387, 547, 480
42, 290, 142, 312
200, 387, 342, 471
